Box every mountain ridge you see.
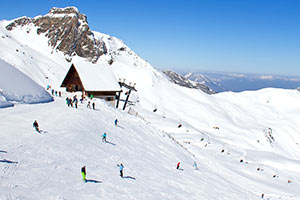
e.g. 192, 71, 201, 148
5, 7, 107, 63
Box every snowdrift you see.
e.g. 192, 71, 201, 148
0, 59, 53, 107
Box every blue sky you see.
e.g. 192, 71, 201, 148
0, 0, 300, 75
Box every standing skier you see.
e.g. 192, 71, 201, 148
33, 120, 40, 133
114, 119, 118, 126
81, 166, 86, 182
193, 161, 198, 170
118, 163, 124, 178
73, 95, 78, 109
176, 162, 180, 170
92, 102, 95, 110
87, 101, 91, 109
102, 132, 107, 143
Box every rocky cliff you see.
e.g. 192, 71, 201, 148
163, 70, 216, 94
6, 7, 107, 63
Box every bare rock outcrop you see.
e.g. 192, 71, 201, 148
6, 7, 107, 63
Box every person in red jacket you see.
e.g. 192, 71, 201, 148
176, 162, 180, 170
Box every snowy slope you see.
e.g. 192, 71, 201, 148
0, 59, 53, 107
1, 7, 300, 200
0, 97, 257, 200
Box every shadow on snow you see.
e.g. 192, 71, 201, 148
105, 141, 116, 146
86, 179, 102, 183
123, 176, 136, 180
0, 159, 18, 164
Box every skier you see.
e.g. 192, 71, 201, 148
92, 102, 95, 110
87, 101, 91, 109
81, 166, 86, 182
33, 120, 40, 133
117, 163, 124, 178
70, 98, 74, 107
73, 95, 78, 109
114, 119, 118, 126
102, 132, 107, 143
59, 91, 61, 97
80, 94, 84, 103
193, 161, 198, 170
176, 162, 180, 170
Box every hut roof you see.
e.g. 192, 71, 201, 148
62, 62, 121, 92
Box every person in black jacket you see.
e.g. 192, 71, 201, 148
33, 120, 40, 133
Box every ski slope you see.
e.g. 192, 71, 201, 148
0, 96, 256, 200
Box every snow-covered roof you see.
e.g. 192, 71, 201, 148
69, 62, 121, 92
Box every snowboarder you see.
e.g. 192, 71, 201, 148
81, 166, 86, 182
114, 119, 118, 126
33, 120, 40, 133
193, 161, 198, 170
102, 132, 107, 142
176, 162, 180, 170
92, 102, 95, 110
117, 163, 124, 177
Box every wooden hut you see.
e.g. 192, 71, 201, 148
61, 63, 121, 103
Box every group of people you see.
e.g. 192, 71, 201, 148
47, 85, 61, 97
176, 161, 198, 170
81, 119, 123, 181
81, 163, 125, 182
80, 161, 198, 182
66, 95, 79, 108
101, 119, 118, 143
87, 101, 96, 110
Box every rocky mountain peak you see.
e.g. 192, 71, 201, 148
163, 70, 216, 94
47, 7, 87, 22
5, 7, 107, 63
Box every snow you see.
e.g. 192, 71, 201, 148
68, 59, 121, 92
1, 10, 300, 200
0, 59, 53, 107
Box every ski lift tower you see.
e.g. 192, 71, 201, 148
116, 78, 137, 110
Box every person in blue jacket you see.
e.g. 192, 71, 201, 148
114, 119, 118, 126
193, 161, 198, 170
102, 132, 107, 143
118, 163, 124, 177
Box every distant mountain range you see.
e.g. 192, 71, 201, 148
166, 70, 300, 93
163, 70, 216, 94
